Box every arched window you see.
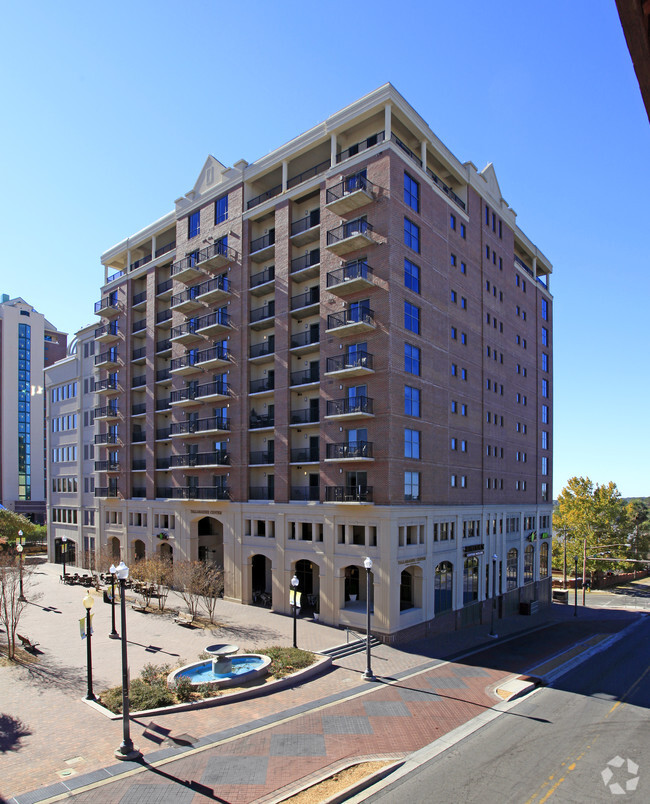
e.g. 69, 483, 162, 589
435, 561, 453, 613
524, 544, 535, 583
507, 548, 518, 590
400, 569, 413, 610
134, 540, 145, 561
463, 557, 479, 605
540, 542, 549, 579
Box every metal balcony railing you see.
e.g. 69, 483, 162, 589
326, 396, 373, 416
291, 250, 320, 274
249, 486, 275, 500
326, 352, 373, 372
290, 288, 320, 310
249, 412, 274, 429
250, 265, 275, 288
250, 377, 274, 394
290, 486, 320, 501
250, 301, 275, 323
336, 131, 385, 163
326, 260, 372, 287
327, 307, 374, 330
169, 451, 229, 468
250, 231, 275, 253
326, 441, 373, 459
250, 341, 274, 359
290, 447, 319, 462
290, 367, 320, 386
326, 218, 373, 247
286, 159, 329, 189
325, 485, 373, 502
290, 210, 320, 236
290, 329, 320, 349
249, 450, 275, 465
290, 408, 319, 425
326, 174, 375, 203
169, 416, 230, 435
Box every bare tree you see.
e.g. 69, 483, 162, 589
151, 557, 174, 610
200, 565, 224, 623
173, 561, 205, 616
0, 554, 32, 660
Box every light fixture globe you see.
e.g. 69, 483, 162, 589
111, 561, 129, 580
82, 593, 94, 610
291, 575, 299, 588
363, 557, 372, 570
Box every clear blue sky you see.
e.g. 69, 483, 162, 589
1, 1, 648, 499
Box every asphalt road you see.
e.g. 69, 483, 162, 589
362, 616, 650, 803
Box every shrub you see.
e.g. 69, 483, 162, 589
100, 686, 124, 714
258, 646, 315, 679
129, 678, 174, 711
174, 675, 194, 703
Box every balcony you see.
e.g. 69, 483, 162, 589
249, 340, 275, 362
196, 241, 236, 271
131, 346, 146, 365
155, 397, 171, 411
290, 366, 319, 387
250, 231, 275, 263
155, 241, 176, 259
156, 309, 172, 328
132, 487, 147, 498
250, 265, 275, 295
247, 184, 282, 210
155, 368, 171, 385
171, 287, 203, 314
94, 404, 119, 421
94, 377, 119, 395
196, 274, 231, 305
94, 486, 119, 498
132, 319, 146, 335
326, 396, 374, 420
170, 416, 230, 437
170, 354, 202, 376
290, 328, 320, 356
286, 159, 329, 190
249, 450, 275, 465
325, 351, 374, 378
325, 485, 373, 503
94, 349, 119, 369
250, 301, 275, 329
195, 310, 232, 337
290, 407, 319, 425
95, 321, 119, 344
249, 376, 274, 395
170, 381, 229, 407
171, 254, 202, 283
326, 218, 374, 256
249, 487, 274, 501
157, 279, 173, 299
164, 486, 230, 501
290, 287, 320, 317
94, 432, 119, 445
290, 210, 320, 247
132, 431, 146, 443
94, 297, 121, 318
290, 447, 319, 463
195, 344, 230, 369
132, 459, 146, 471
326, 441, 373, 461
132, 290, 147, 308
156, 338, 172, 355
156, 457, 170, 470
156, 426, 172, 441
169, 451, 229, 468
336, 131, 385, 164
326, 174, 376, 215
170, 320, 201, 345
326, 260, 374, 296
326, 307, 375, 337
131, 374, 146, 389
290, 486, 320, 501
290, 249, 320, 280
249, 412, 274, 430
94, 460, 120, 472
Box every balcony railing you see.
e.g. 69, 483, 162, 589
155, 398, 170, 411
163, 486, 231, 500
326, 441, 373, 459
169, 416, 230, 435
250, 265, 275, 289
286, 159, 329, 190
290, 408, 319, 425
157, 278, 173, 296
326, 218, 373, 247
249, 450, 275, 465
325, 485, 373, 503
196, 310, 231, 331
132, 431, 146, 443
94, 432, 118, 445
156, 457, 170, 470
247, 185, 282, 210
326, 260, 372, 288
170, 381, 228, 404
132, 319, 146, 334
250, 231, 275, 253
132, 487, 147, 497
169, 451, 229, 468
290, 210, 320, 237
336, 131, 385, 163
250, 340, 274, 359
196, 274, 230, 299
94, 297, 121, 314
170, 354, 198, 372
326, 174, 375, 204
250, 376, 274, 394
130, 255, 151, 272
170, 320, 199, 340
171, 287, 201, 308
290, 447, 319, 462
196, 240, 236, 269
249, 487, 275, 500
133, 290, 147, 306
250, 301, 275, 323
95, 321, 119, 339
290, 329, 320, 350
94, 404, 119, 418
156, 338, 171, 353
327, 307, 374, 330
132, 374, 146, 388
156, 368, 171, 383
155, 241, 176, 258
291, 249, 320, 274
326, 396, 373, 417
290, 367, 319, 386
132, 459, 146, 471
94, 349, 118, 366
249, 412, 274, 429
156, 309, 172, 325
290, 486, 320, 501
196, 344, 230, 365
156, 426, 172, 440
94, 377, 118, 393
326, 352, 373, 373
132, 346, 147, 362
94, 486, 119, 498
94, 460, 120, 472
290, 288, 320, 310
515, 255, 534, 277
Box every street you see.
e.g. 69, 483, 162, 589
360, 616, 650, 803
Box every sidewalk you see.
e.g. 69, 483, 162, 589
1, 562, 644, 803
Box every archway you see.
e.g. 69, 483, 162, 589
463, 557, 479, 605
198, 516, 224, 567
251, 554, 272, 606
134, 540, 145, 561
506, 548, 518, 590
295, 559, 320, 614
110, 537, 121, 562
540, 542, 549, 579
435, 561, 453, 613
343, 564, 373, 610
160, 542, 173, 563
524, 544, 535, 583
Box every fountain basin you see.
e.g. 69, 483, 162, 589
167, 654, 271, 690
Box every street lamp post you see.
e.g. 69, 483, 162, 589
362, 557, 375, 681
574, 555, 578, 617
82, 592, 96, 701
109, 572, 119, 639
488, 553, 498, 638
110, 561, 141, 761
17, 530, 26, 602
61, 535, 68, 579
291, 574, 299, 649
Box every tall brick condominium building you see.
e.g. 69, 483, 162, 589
91, 84, 553, 639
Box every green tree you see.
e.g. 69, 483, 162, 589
627, 500, 650, 572
0, 510, 35, 548
553, 477, 630, 580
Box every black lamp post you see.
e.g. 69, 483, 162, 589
362, 557, 375, 681
291, 574, 299, 649
82, 592, 96, 700
109, 572, 119, 639
17, 530, 26, 602
574, 555, 578, 617
110, 561, 141, 761
488, 553, 498, 638
61, 535, 68, 579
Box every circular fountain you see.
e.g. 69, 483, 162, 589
167, 644, 271, 691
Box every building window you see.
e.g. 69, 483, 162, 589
451, 290, 457, 303
404, 172, 419, 212
460, 261, 466, 274
188, 211, 200, 239
542, 456, 548, 475
507, 548, 518, 590
451, 363, 457, 376
461, 296, 467, 309
404, 259, 420, 293
405, 385, 420, 417
463, 557, 479, 604
404, 471, 420, 501
461, 403, 467, 416
450, 253, 456, 267
542, 379, 549, 398
404, 301, 420, 334
450, 213, 456, 230
451, 437, 457, 450
451, 327, 457, 340
542, 430, 549, 449
460, 222, 466, 238
461, 332, 467, 345
542, 353, 549, 372
405, 343, 420, 375
542, 327, 548, 346
451, 474, 457, 487
404, 218, 420, 252
461, 367, 467, 381
435, 562, 453, 613
541, 299, 548, 321
405, 428, 420, 459
451, 400, 457, 413
215, 194, 228, 224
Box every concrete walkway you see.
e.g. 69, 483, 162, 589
1, 561, 643, 803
